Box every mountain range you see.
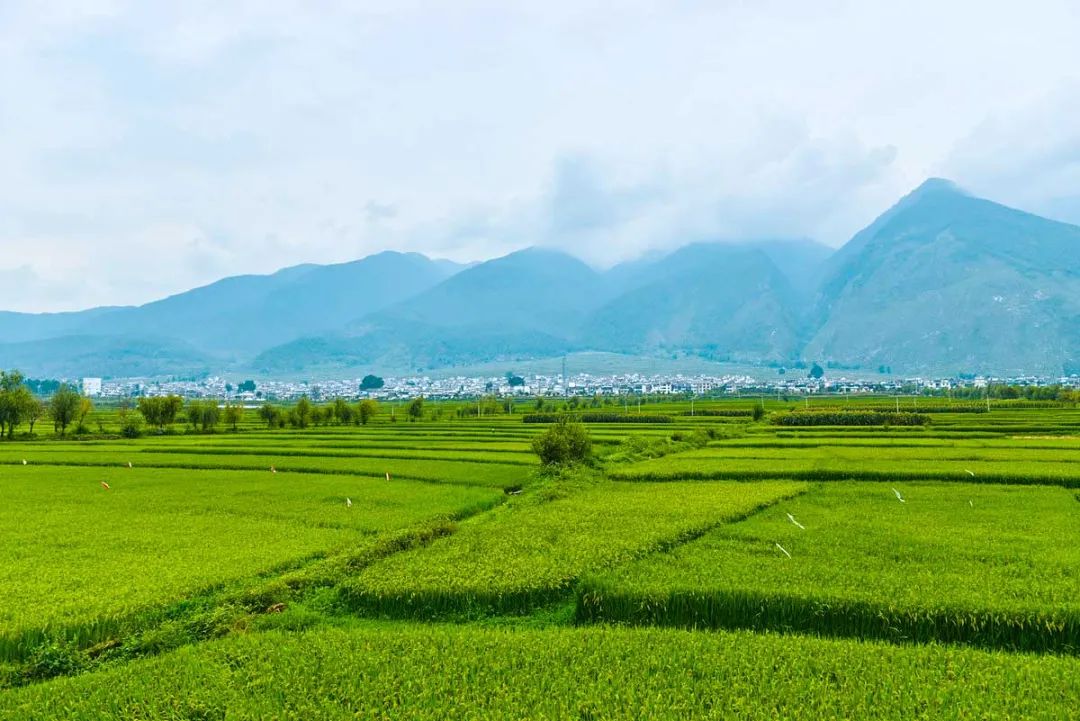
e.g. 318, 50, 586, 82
2, 179, 1077, 378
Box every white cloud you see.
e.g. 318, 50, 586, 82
943, 85, 1080, 225
1, 1, 1079, 310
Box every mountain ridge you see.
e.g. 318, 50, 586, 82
3, 181, 1078, 378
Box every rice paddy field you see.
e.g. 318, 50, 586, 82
1, 395, 1079, 719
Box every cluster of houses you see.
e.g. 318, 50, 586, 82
74, 370, 1079, 402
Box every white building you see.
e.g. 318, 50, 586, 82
81, 378, 103, 396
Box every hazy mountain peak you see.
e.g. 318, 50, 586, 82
908, 177, 967, 199
810, 180, 1080, 375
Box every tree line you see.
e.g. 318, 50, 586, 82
125, 396, 387, 435
0, 370, 93, 438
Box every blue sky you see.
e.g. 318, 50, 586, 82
1, 1, 1079, 311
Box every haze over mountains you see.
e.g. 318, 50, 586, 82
2, 180, 1077, 378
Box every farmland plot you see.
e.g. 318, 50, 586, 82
579, 482, 1080, 652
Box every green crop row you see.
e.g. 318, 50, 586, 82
133, 445, 539, 465
0, 466, 501, 661
341, 480, 806, 618
4, 623, 1079, 720
0, 451, 527, 488
689, 443, 1080, 463
609, 452, 1080, 487
578, 482, 1080, 653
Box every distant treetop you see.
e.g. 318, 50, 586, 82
360, 374, 385, 390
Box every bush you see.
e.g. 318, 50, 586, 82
524, 413, 673, 424
771, 411, 930, 427
681, 409, 754, 417
23, 640, 85, 681
531, 418, 592, 467
120, 414, 143, 438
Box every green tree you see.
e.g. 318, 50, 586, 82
137, 395, 183, 432
809, 363, 825, 380
291, 397, 313, 429
406, 396, 424, 422
76, 397, 94, 433
138, 397, 164, 429
25, 396, 45, 435
202, 403, 221, 431
49, 385, 81, 436
192, 401, 220, 431
185, 400, 220, 431
258, 403, 281, 429
360, 375, 384, 391
117, 399, 142, 438
332, 398, 351, 425
223, 403, 244, 431
185, 400, 205, 429
0, 370, 35, 438
238, 379, 256, 393
356, 399, 378, 425
531, 417, 592, 467
162, 395, 183, 428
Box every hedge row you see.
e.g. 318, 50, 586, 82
681, 409, 754, 417
771, 411, 930, 427
522, 413, 674, 424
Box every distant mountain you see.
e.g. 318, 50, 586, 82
258, 242, 827, 373
112, 250, 461, 356
255, 248, 600, 373
751, 239, 833, 298
579, 243, 803, 360
0, 252, 463, 375
806, 179, 1080, 375
253, 322, 575, 375
357, 247, 610, 336
0, 334, 210, 378
5, 185, 1079, 379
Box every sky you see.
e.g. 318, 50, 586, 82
1, 1, 1079, 312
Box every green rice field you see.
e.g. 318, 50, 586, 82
1, 396, 1078, 718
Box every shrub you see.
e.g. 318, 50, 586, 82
523, 413, 673, 424
120, 414, 143, 438
531, 418, 592, 466
23, 640, 85, 681
771, 411, 929, 427
681, 409, 754, 417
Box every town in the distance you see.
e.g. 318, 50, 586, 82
69, 366, 1080, 404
